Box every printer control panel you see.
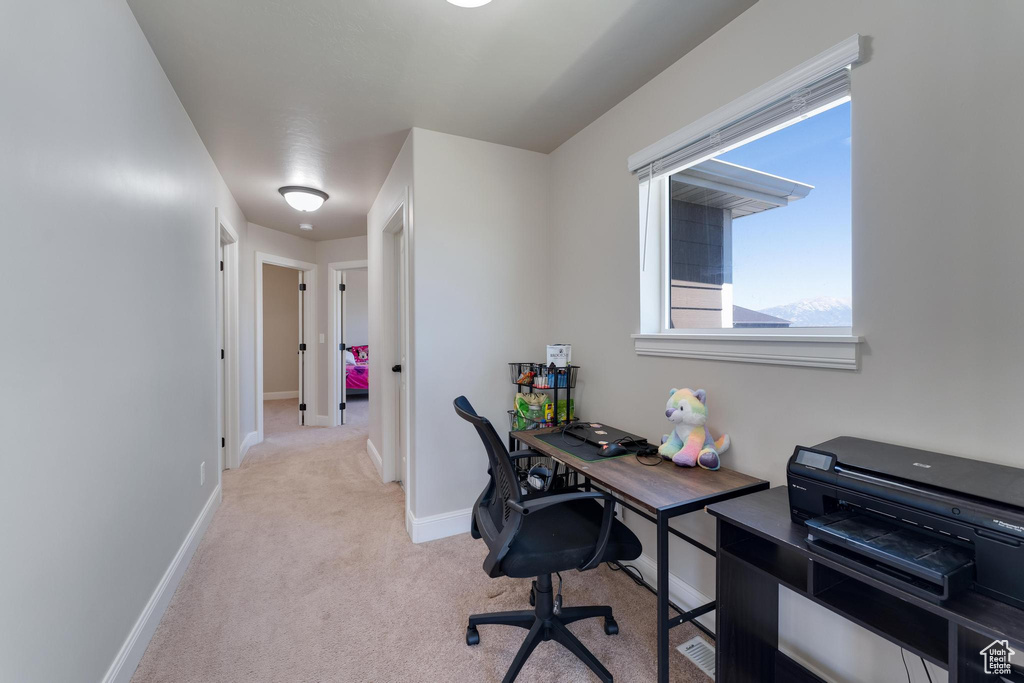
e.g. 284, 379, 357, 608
794, 447, 835, 472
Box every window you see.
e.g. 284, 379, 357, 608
667, 100, 851, 331
630, 36, 863, 369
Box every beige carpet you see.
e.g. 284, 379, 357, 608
132, 398, 711, 682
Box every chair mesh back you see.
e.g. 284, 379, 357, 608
453, 396, 521, 528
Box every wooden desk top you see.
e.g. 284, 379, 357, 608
513, 427, 768, 514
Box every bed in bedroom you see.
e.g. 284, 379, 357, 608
345, 345, 369, 396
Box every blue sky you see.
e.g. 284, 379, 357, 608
715, 101, 851, 311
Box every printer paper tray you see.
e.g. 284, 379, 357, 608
806, 511, 974, 604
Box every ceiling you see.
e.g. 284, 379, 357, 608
128, 0, 755, 240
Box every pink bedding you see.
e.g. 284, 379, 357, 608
345, 362, 369, 390
346, 345, 369, 390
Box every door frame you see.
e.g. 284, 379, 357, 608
328, 259, 368, 427
216, 209, 241, 471
380, 199, 411, 492
255, 251, 317, 442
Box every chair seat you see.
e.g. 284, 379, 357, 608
501, 497, 642, 578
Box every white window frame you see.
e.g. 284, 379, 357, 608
631, 35, 863, 371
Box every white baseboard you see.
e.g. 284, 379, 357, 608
263, 390, 299, 400
406, 506, 473, 544
366, 439, 382, 477
238, 431, 258, 466
102, 484, 221, 683
629, 552, 716, 633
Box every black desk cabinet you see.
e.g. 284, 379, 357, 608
707, 487, 1024, 682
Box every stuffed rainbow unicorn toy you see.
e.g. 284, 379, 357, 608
658, 388, 730, 470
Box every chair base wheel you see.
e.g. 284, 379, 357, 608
603, 617, 618, 636
466, 626, 480, 646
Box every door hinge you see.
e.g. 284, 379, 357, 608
340, 402, 345, 410
340, 343, 346, 351
298, 283, 306, 291
220, 349, 224, 359
298, 343, 307, 351
340, 283, 346, 291
219, 260, 224, 271
299, 403, 306, 412
221, 437, 225, 448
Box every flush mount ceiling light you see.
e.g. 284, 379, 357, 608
299, 223, 313, 231
447, 0, 492, 6
278, 186, 328, 212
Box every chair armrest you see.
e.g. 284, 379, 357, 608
508, 490, 610, 515
579, 499, 615, 571
509, 449, 540, 461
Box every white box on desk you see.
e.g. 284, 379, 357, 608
546, 344, 571, 367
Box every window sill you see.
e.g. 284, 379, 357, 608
632, 333, 862, 371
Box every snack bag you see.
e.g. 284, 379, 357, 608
514, 392, 545, 430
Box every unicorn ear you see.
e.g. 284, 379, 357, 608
694, 389, 707, 404
669, 388, 678, 397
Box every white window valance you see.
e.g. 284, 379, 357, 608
629, 34, 862, 182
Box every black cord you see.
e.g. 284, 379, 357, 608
635, 449, 662, 467
612, 436, 662, 466
606, 562, 646, 587
920, 656, 933, 683
559, 420, 587, 449
900, 649, 911, 683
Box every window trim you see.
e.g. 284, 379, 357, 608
631, 36, 864, 370
631, 332, 861, 371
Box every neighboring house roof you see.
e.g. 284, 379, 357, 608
733, 305, 791, 325
671, 158, 813, 218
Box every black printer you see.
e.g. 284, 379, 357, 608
788, 436, 1024, 609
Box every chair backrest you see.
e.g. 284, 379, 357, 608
453, 396, 521, 530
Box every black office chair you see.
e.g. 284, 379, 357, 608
454, 396, 642, 683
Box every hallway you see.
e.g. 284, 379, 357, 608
132, 400, 707, 682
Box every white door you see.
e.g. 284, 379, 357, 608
340, 271, 347, 425
297, 270, 305, 426
395, 232, 407, 485
217, 242, 225, 471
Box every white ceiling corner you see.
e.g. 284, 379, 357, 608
128, 0, 755, 240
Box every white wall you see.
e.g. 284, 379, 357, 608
344, 270, 369, 347
546, 1, 1024, 681
0, 0, 247, 680
367, 133, 414, 479
410, 129, 551, 519
261, 264, 300, 394
366, 129, 552, 522
315, 235, 368, 414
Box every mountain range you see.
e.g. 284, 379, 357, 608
759, 296, 852, 327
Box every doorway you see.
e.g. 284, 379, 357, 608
380, 203, 409, 490
255, 252, 317, 443
329, 260, 369, 427
261, 264, 303, 433
216, 211, 240, 470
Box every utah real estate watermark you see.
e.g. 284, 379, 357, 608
980, 639, 1015, 676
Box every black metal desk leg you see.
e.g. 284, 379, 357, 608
657, 510, 670, 683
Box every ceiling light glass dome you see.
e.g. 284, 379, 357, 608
278, 186, 329, 212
